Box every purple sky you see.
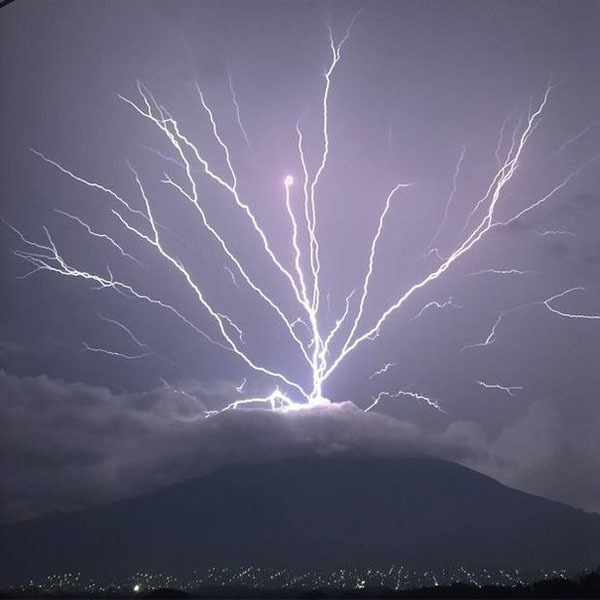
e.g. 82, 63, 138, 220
1, 0, 600, 522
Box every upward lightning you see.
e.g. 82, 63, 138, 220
8, 19, 598, 416
543, 287, 600, 320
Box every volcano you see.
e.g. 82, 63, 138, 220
1, 455, 600, 582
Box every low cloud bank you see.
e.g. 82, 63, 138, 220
465, 398, 600, 516
1, 369, 599, 523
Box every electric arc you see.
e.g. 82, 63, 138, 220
9, 19, 598, 415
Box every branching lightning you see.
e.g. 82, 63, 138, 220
411, 297, 461, 321
227, 70, 253, 154
82, 341, 154, 361
8, 18, 599, 417
543, 287, 600, 320
235, 378, 247, 394
555, 120, 600, 156
467, 269, 534, 277
369, 362, 399, 380
477, 380, 523, 398
366, 389, 445, 414
426, 145, 467, 255
534, 229, 576, 238
99, 315, 149, 349
461, 313, 506, 354
54, 210, 144, 267
461, 286, 600, 366
223, 265, 240, 288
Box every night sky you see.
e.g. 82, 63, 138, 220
1, 0, 600, 525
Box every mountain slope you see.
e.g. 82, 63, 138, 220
1, 455, 599, 581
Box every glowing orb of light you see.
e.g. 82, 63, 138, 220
133, 584, 140, 593
284, 174, 294, 186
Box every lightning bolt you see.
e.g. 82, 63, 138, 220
543, 287, 600, 320
99, 315, 150, 348
227, 70, 253, 153
159, 377, 211, 414
426, 145, 467, 254
412, 297, 461, 321
461, 285, 598, 362
495, 109, 517, 166
141, 144, 186, 170
369, 362, 399, 380
366, 389, 445, 414
54, 210, 144, 267
223, 265, 240, 288
477, 380, 523, 398
555, 120, 600, 156
322, 85, 598, 383
8, 19, 598, 417
534, 229, 576, 237
467, 268, 534, 277
82, 341, 154, 361
461, 312, 506, 353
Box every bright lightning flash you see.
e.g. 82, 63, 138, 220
8, 19, 598, 417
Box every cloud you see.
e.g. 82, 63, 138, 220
466, 398, 600, 515
0, 369, 485, 524
2, 370, 599, 524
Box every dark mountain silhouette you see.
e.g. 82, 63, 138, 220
1, 455, 600, 582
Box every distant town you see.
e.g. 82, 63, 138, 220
0, 564, 587, 594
